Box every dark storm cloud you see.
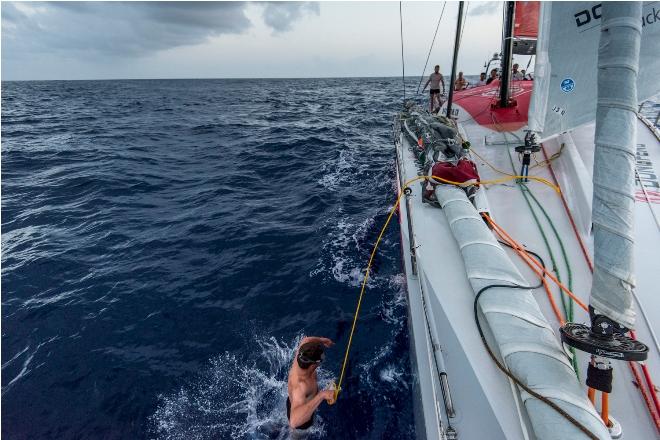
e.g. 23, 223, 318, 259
1, 1, 318, 58
262, 2, 320, 32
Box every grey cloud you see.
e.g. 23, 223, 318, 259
468, 2, 500, 17
2, 1, 319, 59
262, 2, 319, 33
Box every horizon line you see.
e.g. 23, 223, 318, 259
1, 73, 484, 83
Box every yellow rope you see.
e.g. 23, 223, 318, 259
530, 143, 565, 170
469, 148, 516, 177
332, 172, 560, 402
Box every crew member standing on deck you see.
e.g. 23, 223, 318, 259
422, 65, 446, 113
287, 336, 335, 430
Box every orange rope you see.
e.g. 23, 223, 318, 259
492, 225, 565, 326
601, 392, 610, 426
484, 215, 589, 313
588, 387, 596, 405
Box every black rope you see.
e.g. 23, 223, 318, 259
399, 1, 406, 102
474, 233, 599, 440
458, 2, 469, 54
474, 284, 599, 440
415, 1, 447, 95
497, 240, 546, 289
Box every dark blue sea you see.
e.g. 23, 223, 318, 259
1, 78, 421, 439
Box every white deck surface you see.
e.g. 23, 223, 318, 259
398, 110, 660, 439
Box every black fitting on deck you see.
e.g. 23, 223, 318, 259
586, 362, 613, 393
514, 132, 541, 182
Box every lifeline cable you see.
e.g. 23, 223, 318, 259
399, 1, 406, 102
415, 2, 447, 95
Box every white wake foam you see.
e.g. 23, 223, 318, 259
150, 335, 333, 440
310, 214, 385, 288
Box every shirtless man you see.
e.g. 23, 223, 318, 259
454, 71, 467, 91
422, 65, 445, 113
287, 336, 335, 430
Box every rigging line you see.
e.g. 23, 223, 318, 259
504, 144, 573, 320
504, 141, 579, 374
485, 115, 660, 430
458, 2, 469, 55
416, 1, 447, 95
399, 1, 406, 102
485, 215, 589, 312
470, 147, 516, 176
490, 201, 660, 429
540, 145, 594, 272
632, 289, 660, 355
522, 185, 576, 322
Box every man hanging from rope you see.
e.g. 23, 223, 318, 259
422, 65, 446, 113
286, 336, 335, 430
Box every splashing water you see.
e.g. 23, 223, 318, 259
150, 336, 334, 440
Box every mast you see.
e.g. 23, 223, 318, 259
498, 1, 515, 108
445, 1, 464, 119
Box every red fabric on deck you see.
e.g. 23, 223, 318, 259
431, 159, 480, 185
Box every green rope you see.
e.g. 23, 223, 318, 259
504, 147, 580, 377
520, 184, 575, 323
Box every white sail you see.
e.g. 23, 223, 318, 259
528, 1, 660, 139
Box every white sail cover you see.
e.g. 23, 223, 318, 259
528, 1, 660, 139
434, 185, 609, 439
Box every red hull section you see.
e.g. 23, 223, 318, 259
449, 80, 534, 132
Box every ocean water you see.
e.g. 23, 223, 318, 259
1, 78, 421, 439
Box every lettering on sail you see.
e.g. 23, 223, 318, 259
635, 143, 660, 204
573, 3, 660, 33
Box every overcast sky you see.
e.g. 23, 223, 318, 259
1, 1, 513, 81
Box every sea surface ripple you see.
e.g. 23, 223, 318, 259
2, 78, 418, 439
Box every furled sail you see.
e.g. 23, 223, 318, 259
512, 1, 540, 55
528, 1, 660, 139
591, 2, 642, 328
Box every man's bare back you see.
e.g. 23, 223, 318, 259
287, 336, 335, 429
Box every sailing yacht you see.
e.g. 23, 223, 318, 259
395, 2, 659, 439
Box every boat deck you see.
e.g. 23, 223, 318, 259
398, 107, 660, 439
